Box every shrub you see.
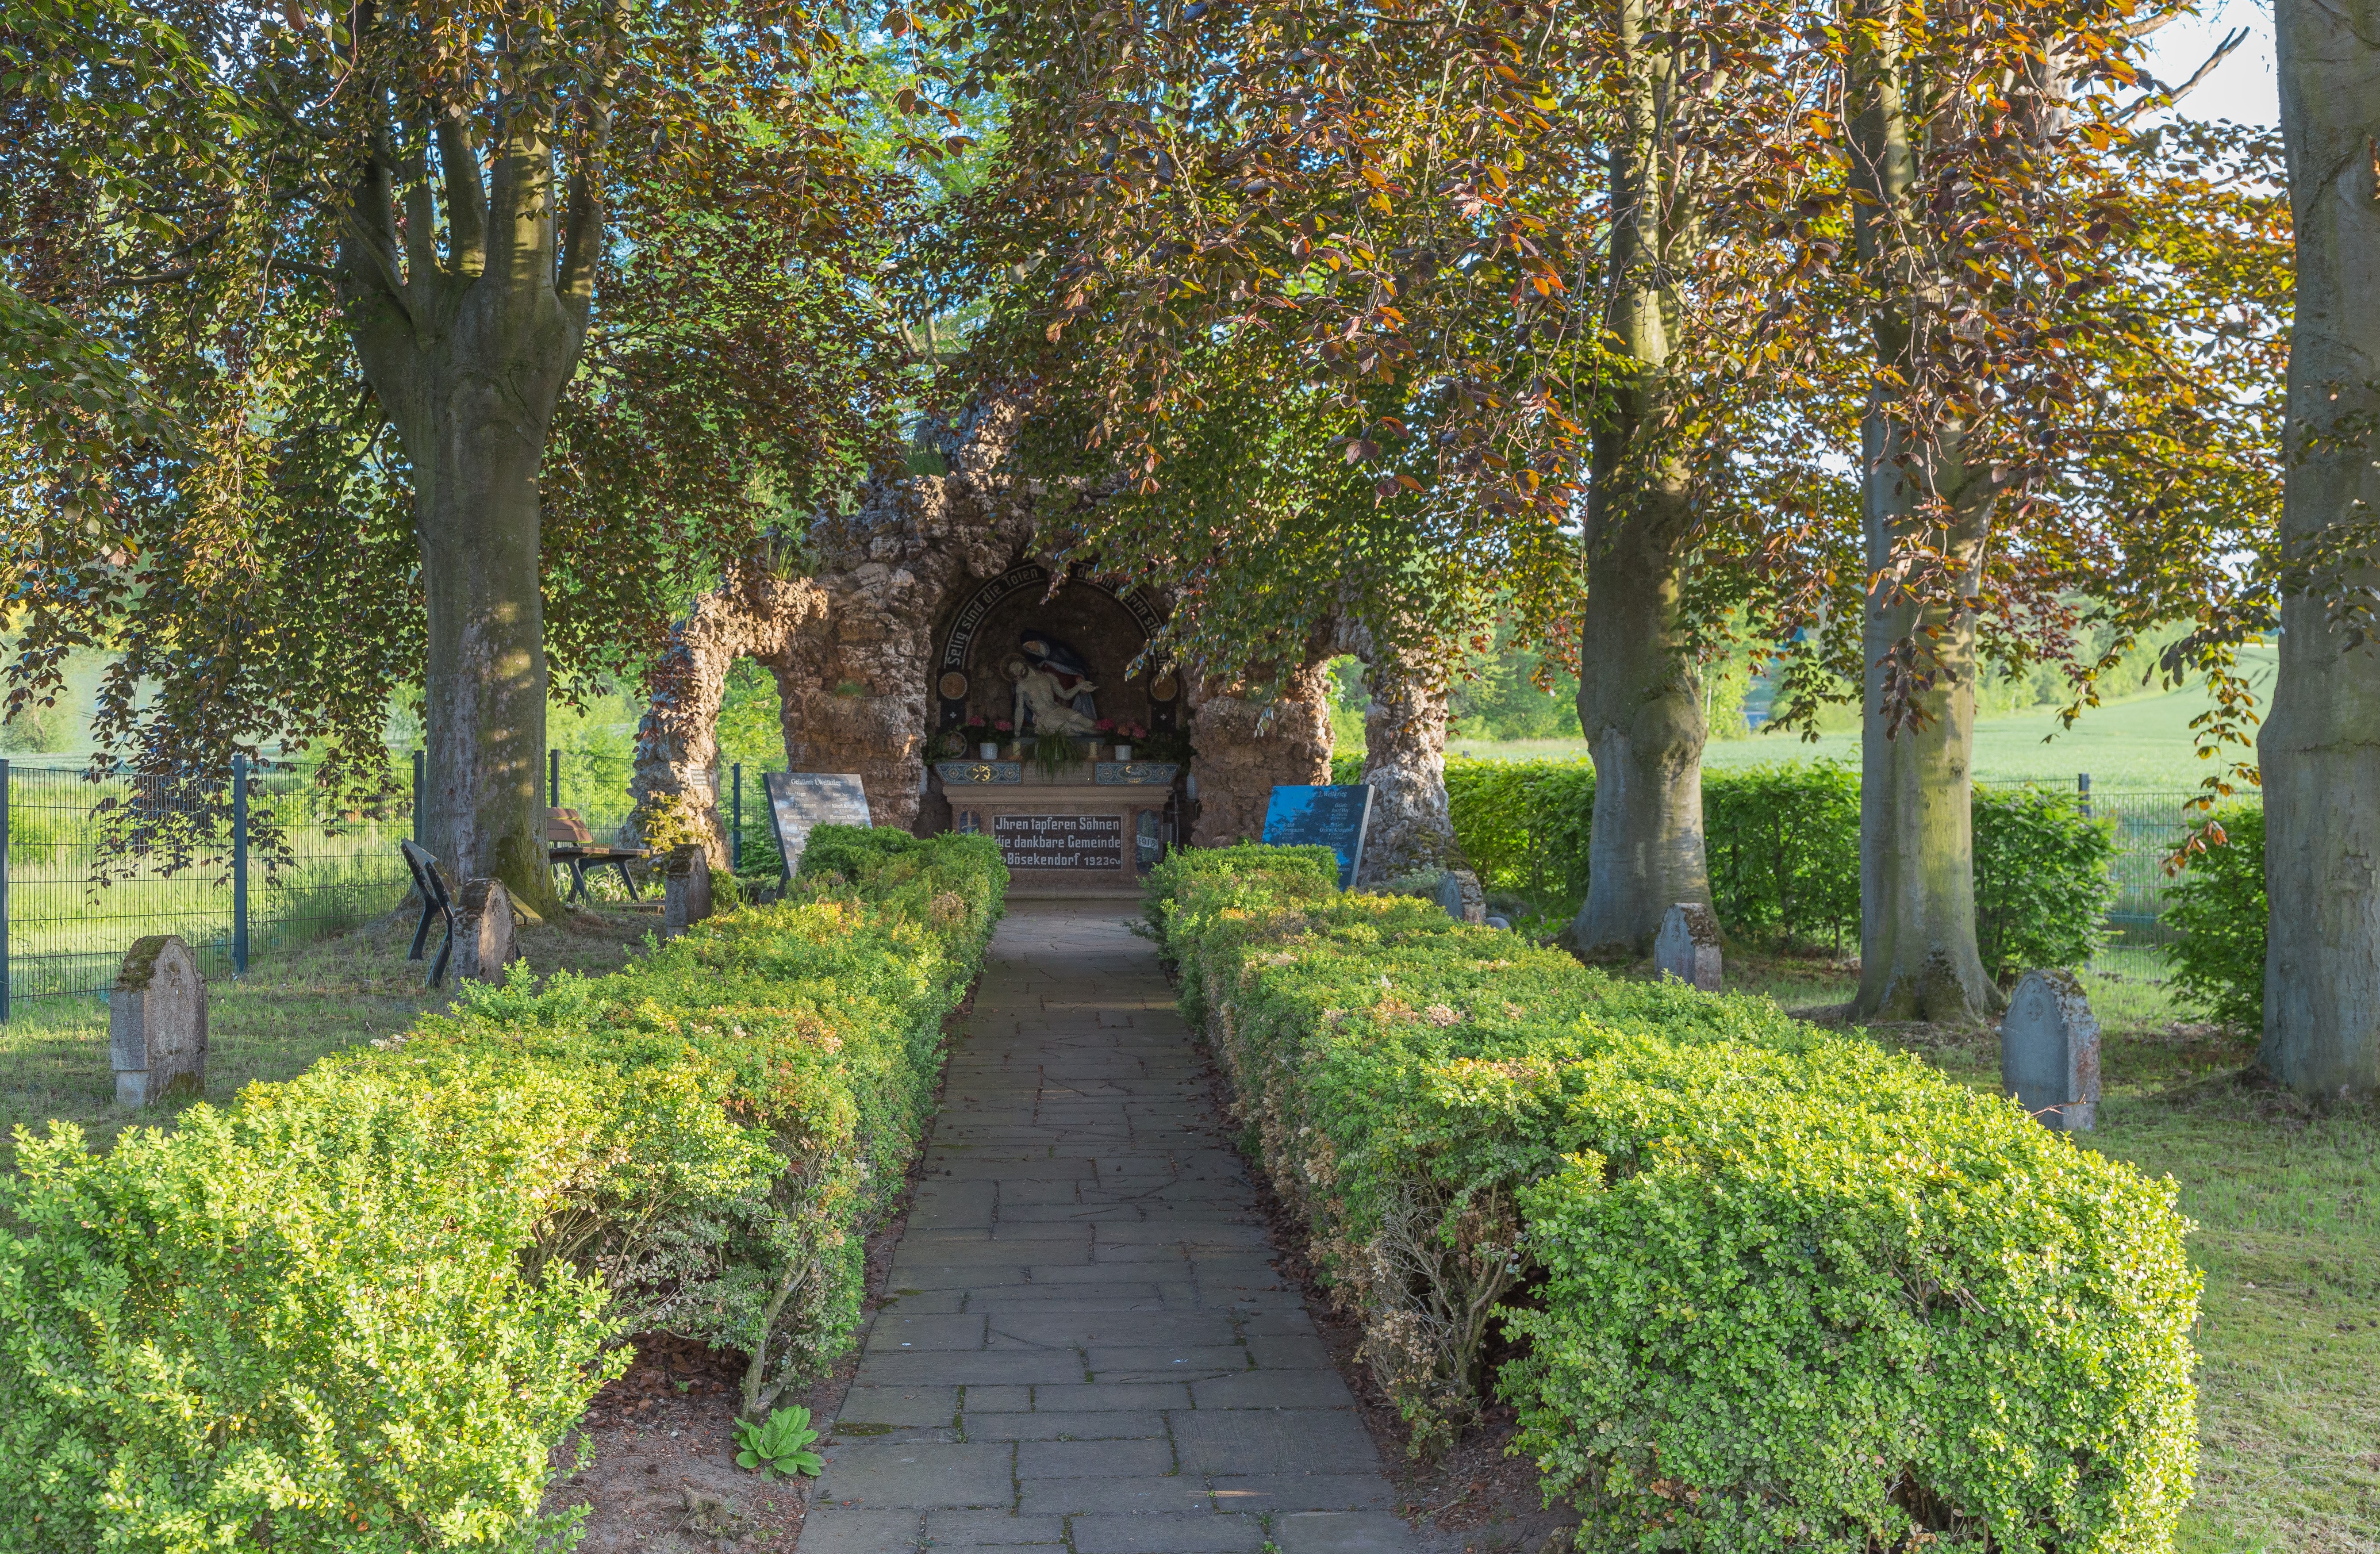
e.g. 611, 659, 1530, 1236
1417, 757, 2113, 961
1972, 786, 2118, 981
2162, 803, 2265, 1030
0, 826, 1004, 1552
1701, 760, 1861, 949
1152, 846, 2199, 1552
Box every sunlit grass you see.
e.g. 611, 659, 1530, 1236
0, 899, 662, 1168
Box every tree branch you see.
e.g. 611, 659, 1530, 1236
2118, 28, 2249, 125
438, 109, 488, 278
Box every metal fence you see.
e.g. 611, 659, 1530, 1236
1988, 778, 2257, 957
0, 748, 656, 1017
0, 757, 420, 1015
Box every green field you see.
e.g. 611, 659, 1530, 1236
1452, 652, 2276, 792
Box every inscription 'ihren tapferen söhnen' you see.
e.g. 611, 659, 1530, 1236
992, 812, 1125, 870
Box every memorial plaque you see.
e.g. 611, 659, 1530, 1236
1262, 784, 1374, 890
764, 771, 872, 875
994, 812, 1125, 871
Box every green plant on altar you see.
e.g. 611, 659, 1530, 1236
733, 1406, 824, 1479
1029, 732, 1078, 779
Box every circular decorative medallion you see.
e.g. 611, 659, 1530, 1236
1150, 673, 1179, 702
937, 670, 969, 700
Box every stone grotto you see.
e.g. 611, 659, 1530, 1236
627, 396, 1462, 890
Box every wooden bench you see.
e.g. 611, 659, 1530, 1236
547, 807, 645, 903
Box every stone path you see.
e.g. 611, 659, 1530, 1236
802, 902, 1420, 1554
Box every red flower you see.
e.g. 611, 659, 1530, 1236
1096, 718, 1116, 733
994, 719, 1013, 732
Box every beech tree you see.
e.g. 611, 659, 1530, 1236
1563, 0, 1821, 956
933, 0, 1590, 701
2261, 0, 2380, 1094
2, 1, 911, 908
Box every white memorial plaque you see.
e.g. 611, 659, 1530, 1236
764, 772, 872, 875
993, 812, 1125, 871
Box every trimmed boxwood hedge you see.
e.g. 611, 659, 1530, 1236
1151, 844, 2198, 1553
0, 826, 1003, 1553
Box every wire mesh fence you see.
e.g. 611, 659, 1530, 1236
0, 757, 419, 1014
2082, 787, 2242, 955
0, 748, 657, 1019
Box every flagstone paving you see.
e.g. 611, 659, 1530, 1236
802, 902, 1419, 1554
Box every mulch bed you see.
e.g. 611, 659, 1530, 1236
546, 984, 976, 1551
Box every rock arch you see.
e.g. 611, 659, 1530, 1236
627, 394, 1462, 883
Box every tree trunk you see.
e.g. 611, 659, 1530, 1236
1845, 9, 2001, 1024
1853, 432, 2002, 1022
1564, 0, 1712, 958
1571, 491, 1710, 956
2258, 0, 2380, 1095
339, 123, 603, 916
420, 406, 559, 912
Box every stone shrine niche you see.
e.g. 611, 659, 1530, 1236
930, 563, 1173, 748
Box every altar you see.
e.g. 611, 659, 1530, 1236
937, 761, 1178, 899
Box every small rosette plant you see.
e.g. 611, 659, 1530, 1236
734, 1405, 824, 1479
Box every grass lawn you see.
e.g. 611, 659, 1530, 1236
1728, 951, 2380, 1553
1452, 651, 2276, 792
0, 898, 662, 1170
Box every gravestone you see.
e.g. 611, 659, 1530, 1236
1261, 784, 1375, 890
111, 935, 206, 1108
1432, 867, 1489, 925
452, 878, 518, 985
664, 845, 714, 937
1653, 902, 1723, 991
764, 771, 872, 877
2001, 969, 2100, 1131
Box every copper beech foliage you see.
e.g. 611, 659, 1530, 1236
933, 0, 2284, 802
1, 1, 918, 837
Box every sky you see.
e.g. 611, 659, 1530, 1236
2138, 0, 2278, 126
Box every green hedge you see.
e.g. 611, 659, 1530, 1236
2163, 804, 2265, 1030
0, 826, 1004, 1553
1337, 754, 2113, 963
1150, 845, 2198, 1552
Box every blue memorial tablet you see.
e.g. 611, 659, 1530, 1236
1261, 784, 1374, 890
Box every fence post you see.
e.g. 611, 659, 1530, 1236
549, 748, 560, 807
232, 753, 250, 976
1, 758, 10, 1023
412, 748, 425, 848
732, 763, 742, 871
2077, 771, 2092, 821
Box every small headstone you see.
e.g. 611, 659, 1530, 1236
2001, 969, 2100, 1131
1432, 868, 1489, 925
452, 878, 519, 983
664, 845, 714, 936
1653, 902, 1723, 991
111, 935, 207, 1108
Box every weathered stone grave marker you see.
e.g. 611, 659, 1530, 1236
664, 845, 714, 937
111, 935, 206, 1107
2001, 968, 2100, 1131
1432, 867, 1489, 925
1654, 902, 1723, 990
452, 878, 518, 984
